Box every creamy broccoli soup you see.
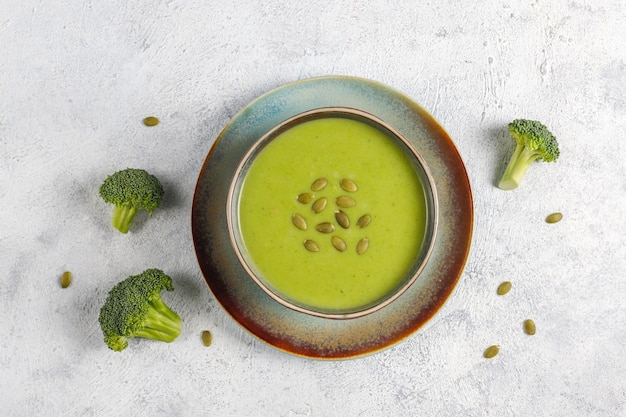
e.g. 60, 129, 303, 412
237, 117, 428, 313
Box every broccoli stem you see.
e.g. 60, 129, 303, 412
134, 297, 182, 343
498, 144, 542, 190
112, 205, 139, 234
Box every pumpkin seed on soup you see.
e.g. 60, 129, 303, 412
335, 210, 350, 229
297, 192, 314, 204
340, 178, 358, 192
304, 240, 320, 252
356, 214, 371, 229
311, 178, 328, 191
292, 214, 307, 231
336, 196, 356, 208
546, 212, 563, 224
315, 222, 335, 234
312, 197, 328, 213
331, 236, 347, 252
356, 237, 369, 255
483, 345, 499, 358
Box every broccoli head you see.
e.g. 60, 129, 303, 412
98, 268, 181, 352
99, 168, 164, 233
498, 119, 560, 190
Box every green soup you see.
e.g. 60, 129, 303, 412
237, 117, 428, 313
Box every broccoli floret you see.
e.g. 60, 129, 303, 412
98, 268, 181, 352
99, 168, 164, 233
498, 119, 560, 190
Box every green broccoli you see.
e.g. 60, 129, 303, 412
99, 168, 164, 233
98, 268, 181, 352
498, 119, 560, 190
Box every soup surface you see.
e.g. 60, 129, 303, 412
237, 117, 428, 312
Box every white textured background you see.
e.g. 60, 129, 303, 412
1, 1, 625, 416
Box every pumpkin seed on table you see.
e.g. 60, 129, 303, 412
524, 319, 536, 335
142, 116, 159, 126
304, 240, 320, 252
315, 222, 335, 234
292, 213, 307, 231
312, 197, 328, 213
483, 345, 500, 358
331, 236, 347, 252
546, 212, 563, 224
311, 178, 328, 191
356, 214, 371, 229
297, 192, 314, 204
356, 237, 369, 255
201, 330, 213, 346
336, 196, 356, 208
340, 179, 358, 192
497, 281, 512, 295
60, 271, 72, 288
335, 210, 350, 229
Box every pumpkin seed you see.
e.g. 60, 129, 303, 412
331, 236, 347, 252
483, 345, 499, 358
312, 197, 328, 213
546, 212, 563, 224
311, 178, 328, 191
60, 271, 72, 288
297, 192, 314, 204
497, 281, 512, 296
336, 196, 356, 208
315, 222, 335, 234
142, 116, 159, 126
201, 330, 213, 346
340, 178, 358, 192
356, 237, 369, 255
524, 319, 536, 335
356, 214, 371, 229
292, 213, 307, 231
304, 240, 320, 252
335, 210, 350, 229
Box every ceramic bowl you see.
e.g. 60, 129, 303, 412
226, 107, 439, 319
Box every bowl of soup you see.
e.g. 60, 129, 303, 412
227, 107, 438, 319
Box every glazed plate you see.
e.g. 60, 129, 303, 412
192, 76, 473, 359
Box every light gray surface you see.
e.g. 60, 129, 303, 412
1, 1, 625, 416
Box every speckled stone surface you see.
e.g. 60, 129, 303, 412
1, 1, 625, 416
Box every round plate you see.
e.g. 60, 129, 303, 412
192, 76, 473, 359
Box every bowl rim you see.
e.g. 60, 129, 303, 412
225, 106, 439, 319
